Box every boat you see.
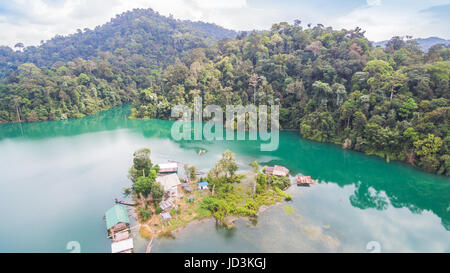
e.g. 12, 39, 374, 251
114, 199, 136, 206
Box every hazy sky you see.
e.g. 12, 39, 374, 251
0, 0, 449, 48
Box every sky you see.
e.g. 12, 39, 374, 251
0, 0, 449, 48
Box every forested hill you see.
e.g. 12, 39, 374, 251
374, 37, 450, 52
0, 8, 235, 124
0, 9, 448, 175
0, 8, 236, 79
130, 23, 450, 176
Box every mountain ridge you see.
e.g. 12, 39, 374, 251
0, 8, 236, 79
374, 37, 450, 52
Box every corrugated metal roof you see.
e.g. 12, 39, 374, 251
156, 174, 181, 192
265, 165, 289, 176
297, 176, 312, 184
111, 238, 134, 253
159, 163, 178, 173
160, 200, 174, 211
105, 205, 130, 230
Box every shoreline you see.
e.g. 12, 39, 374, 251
139, 199, 284, 244
2, 106, 445, 177
128, 169, 293, 248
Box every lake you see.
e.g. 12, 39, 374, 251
0, 105, 449, 253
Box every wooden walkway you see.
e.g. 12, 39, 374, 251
146, 236, 153, 253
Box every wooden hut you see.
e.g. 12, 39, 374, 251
113, 231, 131, 243
105, 205, 130, 238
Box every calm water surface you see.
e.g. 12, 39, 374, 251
0, 106, 449, 253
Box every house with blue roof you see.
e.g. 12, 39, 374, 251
197, 181, 209, 190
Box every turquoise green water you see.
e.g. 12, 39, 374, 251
0, 106, 449, 252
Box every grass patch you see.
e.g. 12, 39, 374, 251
283, 205, 295, 215
139, 225, 153, 239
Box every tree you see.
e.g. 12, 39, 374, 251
386, 69, 408, 102
210, 150, 238, 179
133, 176, 153, 198
385, 36, 406, 53
12, 96, 22, 122
270, 175, 290, 190
129, 148, 153, 182
256, 173, 267, 193
251, 161, 259, 173
14, 43, 24, 51
364, 60, 394, 94
414, 134, 443, 157
399, 98, 418, 119
150, 182, 165, 203
186, 165, 197, 181
413, 134, 444, 173
306, 41, 323, 56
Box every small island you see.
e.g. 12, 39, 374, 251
117, 148, 293, 252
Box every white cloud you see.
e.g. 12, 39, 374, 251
191, 0, 247, 9
332, 0, 450, 41
367, 0, 381, 6
0, 0, 449, 48
0, 0, 257, 47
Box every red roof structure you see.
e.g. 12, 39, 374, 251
158, 163, 178, 174
297, 176, 312, 185
265, 165, 289, 177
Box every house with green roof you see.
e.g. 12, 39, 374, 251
105, 205, 130, 238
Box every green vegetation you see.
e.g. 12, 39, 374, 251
270, 175, 291, 190
185, 164, 198, 181
129, 148, 164, 203
130, 25, 449, 176
138, 207, 153, 221
199, 150, 291, 224
283, 205, 295, 215
0, 8, 447, 176
0, 8, 235, 123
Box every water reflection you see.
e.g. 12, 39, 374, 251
0, 105, 449, 252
